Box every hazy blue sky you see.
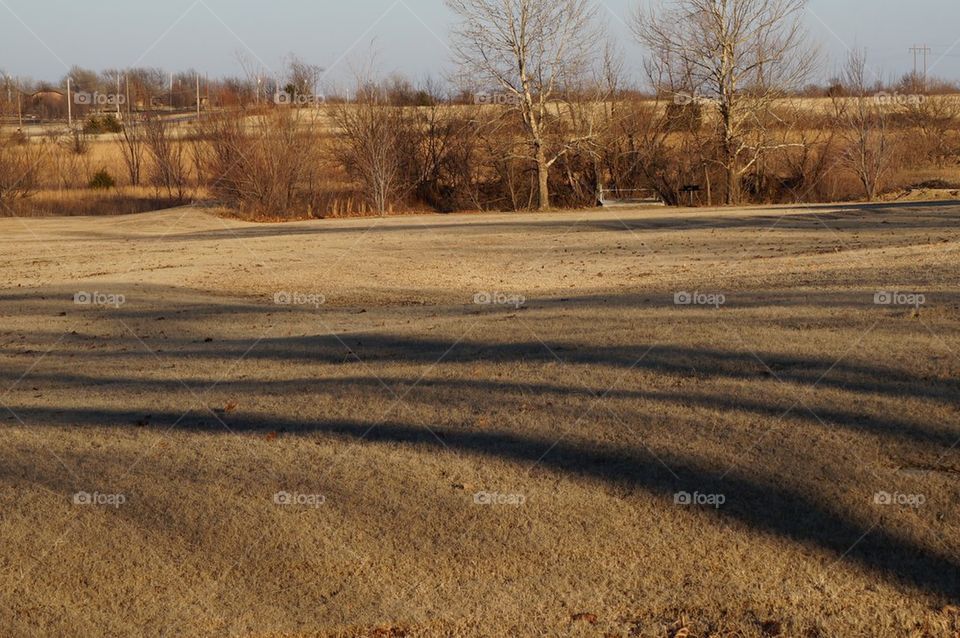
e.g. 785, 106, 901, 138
2, 0, 959, 86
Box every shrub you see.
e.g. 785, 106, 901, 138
83, 115, 123, 135
199, 110, 324, 217
0, 134, 45, 204
88, 169, 116, 190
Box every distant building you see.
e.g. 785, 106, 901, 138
30, 89, 67, 119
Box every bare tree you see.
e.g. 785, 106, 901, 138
199, 109, 324, 217
634, 0, 815, 204
333, 81, 410, 215
0, 132, 44, 209
903, 95, 960, 169
605, 53, 719, 206
282, 55, 324, 106
143, 116, 189, 201
117, 116, 145, 186
832, 50, 896, 201
125, 67, 166, 110
235, 51, 272, 107
774, 101, 837, 203
446, 0, 601, 210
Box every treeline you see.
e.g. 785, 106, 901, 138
3, 0, 960, 217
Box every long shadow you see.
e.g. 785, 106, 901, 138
3, 370, 957, 447
7, 405, 959, 601
10, 287, 960, 316
12, 332, 955, 407
52, 200, 960, 243
794, 199, 960, 212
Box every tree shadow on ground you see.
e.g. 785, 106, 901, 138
4, 404, 959, 602
2, 368, 957, 448
11, 329, 954, 407
58, 200, 960, 243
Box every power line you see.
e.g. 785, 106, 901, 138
909, 44, 932, 88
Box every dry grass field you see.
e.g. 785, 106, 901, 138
1, 201, 959, 637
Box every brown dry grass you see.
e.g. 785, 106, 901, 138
3, 186, 189, 217
0, 202, 959, 637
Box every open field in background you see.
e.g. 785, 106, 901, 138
1, 202, 959, 636
4, 94, 960, 219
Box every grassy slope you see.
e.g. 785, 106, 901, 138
0, 203, 958, 637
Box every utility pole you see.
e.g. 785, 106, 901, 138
910, 44, 932, 91
17, 81, 23, 129
116, 73, 122, 120
196, 73, 201, 120
67, 77, 73, 128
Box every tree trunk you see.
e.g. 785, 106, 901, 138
721, 107, 739, 205
725, 163, 740, 205
704, 166, 712, 207
535, 143, 550, 211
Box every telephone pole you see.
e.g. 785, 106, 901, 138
909, 44, 932, 91
67, 77, 73, 128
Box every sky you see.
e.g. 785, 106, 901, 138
1, 0, 959, 87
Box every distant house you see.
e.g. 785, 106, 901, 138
30, 89, 67, 118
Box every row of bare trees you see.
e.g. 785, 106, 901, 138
4, 0, 960, 217
442, 0, 959, 208
0, 112, 194, 213
440, 0, 820, 208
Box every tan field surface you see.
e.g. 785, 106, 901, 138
1, 202, 959, 637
